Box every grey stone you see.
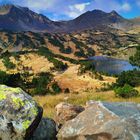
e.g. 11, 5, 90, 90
31, 118, 57, 140
0, 85, 43, 140
58, 101, 140, 140
55, 102, 85, 127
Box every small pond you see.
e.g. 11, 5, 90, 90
89, 56, 139, 75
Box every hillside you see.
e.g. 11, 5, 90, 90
0, 4, 59, 32
0, 28, 139, 60
0, 4, 139, 99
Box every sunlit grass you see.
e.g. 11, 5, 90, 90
34, 87, 140, 118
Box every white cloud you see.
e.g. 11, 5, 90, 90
68, 12, 80, 18
87, 0, 132, 13
68, 2, 90, 18
22, 0, 55, 12
74, 2, 90, 12
2, 0, 137, 20
121, 3, 131, 11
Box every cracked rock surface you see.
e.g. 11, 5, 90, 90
57, 101, 140, 140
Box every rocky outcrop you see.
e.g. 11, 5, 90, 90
57, 101, 140, 140
31, 118, 57, 140
55, 102, 85, 127
0, 85, 43, 140
2, 84, 140, 140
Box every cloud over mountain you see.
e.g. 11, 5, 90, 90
0, 0, 139, 20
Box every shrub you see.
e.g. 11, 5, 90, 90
2, 57, 16, 69
116, 70, 140, 87
71, 38, 86, 48
31, 72, 53, 95
129, 45, 140, 67
50, 59, 68, 71
86, 47, 95, 57
60, 46, 72, 54
38, 47, 68, 71
79, 61, 95, 74
74, 50, 86, 58
114, 84, 139, 98
0, 71, 9, 84
0, 71, 24, 88
51, 82, 62, 94
95, 72, 103, 80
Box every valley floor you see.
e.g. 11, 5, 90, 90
0, 51, 139, 119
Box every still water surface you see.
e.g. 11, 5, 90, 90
89, 56, 139, 75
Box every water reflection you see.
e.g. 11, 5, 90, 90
89, 56, 139, 75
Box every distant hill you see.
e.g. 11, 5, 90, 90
0, 4, 139, 32
59, 10, 133, 32
131, 17, 140, 26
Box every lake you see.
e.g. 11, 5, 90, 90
89, 56, 139, 75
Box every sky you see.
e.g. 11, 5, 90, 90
0, 0, 140, 21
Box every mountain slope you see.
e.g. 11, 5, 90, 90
0, 4, 138, 32
131, 17, 140, 26
60, 10, 133, 32
0, 4, 61, 32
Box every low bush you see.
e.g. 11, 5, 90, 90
74, 50, 86, 58
2, 57, 16, 69
86, 47, 95, 57
51, 82, 62, 94
129, 45, 140, 67
116, 70, 140, 87
78, 61, 95, 74
114, 84, 139, 98
95, 72, 103, 80
31, 72, 53, 95
38, 47, 68, 71
0, 71, 24, 88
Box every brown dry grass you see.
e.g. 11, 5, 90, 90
34, 86, 140, 119
18, 53, 53, 74
54, 65, 116, 92
0, 53, 53, 74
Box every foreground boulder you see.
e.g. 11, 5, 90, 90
31, 118, 57, 140
57, 101, 140, 140
55, 102, 85, 127
0, 85, 43, 140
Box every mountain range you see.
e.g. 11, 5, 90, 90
0, 4, 139, 32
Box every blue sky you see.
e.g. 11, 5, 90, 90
0, 0, 140, 21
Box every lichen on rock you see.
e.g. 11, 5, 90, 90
0, 85, 43, 140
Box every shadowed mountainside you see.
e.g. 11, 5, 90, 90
0, 4, 139, 32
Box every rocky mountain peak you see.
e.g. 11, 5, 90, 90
0, 4, 13, 15
0, 4, 138, 32
110, 10, 119, 15
91, 9, 107, 14
0, 4, 29, 14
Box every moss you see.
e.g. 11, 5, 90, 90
31, 107, 38, 116
12, 97, 24, 107
22, 120, 31, 130
8, 87, 22, 94
0, 86, 22, 95
0, 93, 6, 100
